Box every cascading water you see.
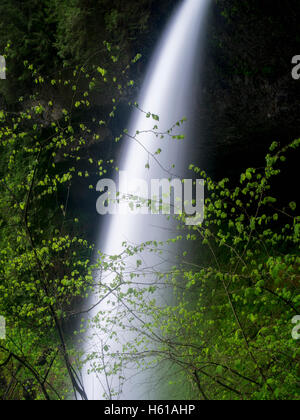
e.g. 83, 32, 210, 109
81, 0, 210, 400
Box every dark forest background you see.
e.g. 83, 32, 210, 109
1, 0, 300, 177
0, 0, 299, 401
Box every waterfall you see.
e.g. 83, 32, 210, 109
81, 0, 210, 400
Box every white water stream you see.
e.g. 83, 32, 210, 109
81, 0, 210, 400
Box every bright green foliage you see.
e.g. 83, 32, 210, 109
0, 58, 126, 399
89, 140, 300, 400
0, 53, 299, 400
160, 140, 299, 399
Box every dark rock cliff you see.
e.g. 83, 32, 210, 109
195, 0, 300, 186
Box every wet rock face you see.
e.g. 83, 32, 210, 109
196, 0, 300, 178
